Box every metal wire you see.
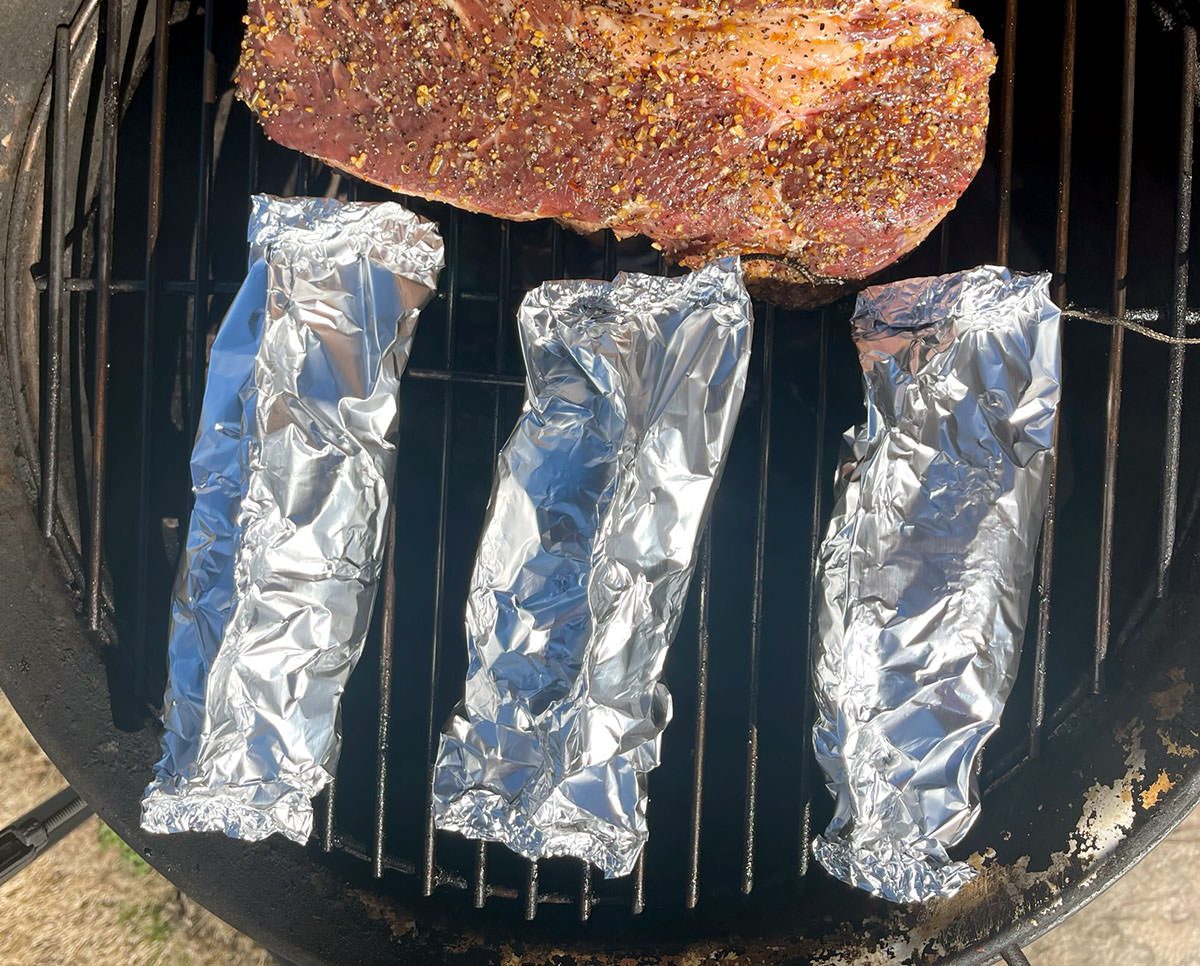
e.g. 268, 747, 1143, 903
1094, 0, 1140, 694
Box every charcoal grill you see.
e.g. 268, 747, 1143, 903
3, 0, 1200, 962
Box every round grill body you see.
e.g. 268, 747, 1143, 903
3, 0, 1200, 962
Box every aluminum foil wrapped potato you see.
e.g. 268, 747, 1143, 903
812, 266, 1061, 902
142, 196, 443, 842
433, 258, 753, 876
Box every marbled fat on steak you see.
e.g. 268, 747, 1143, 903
237, 0, 995, 304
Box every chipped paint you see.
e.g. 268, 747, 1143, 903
1072, 720, 1144, 863
1150, 667, 1193, 722
1140, 770, 1174, 810
1158, 728, 1198, 759
328, 704, 1183, 966
813, 719, 1159, 965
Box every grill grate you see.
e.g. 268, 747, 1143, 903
16, 0, 1200, 931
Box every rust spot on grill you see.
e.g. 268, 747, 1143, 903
1158, 728, 1198, 759
1140, 769, 1174, 809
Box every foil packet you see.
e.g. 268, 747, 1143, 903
811, 266, 1061, 902
141, 195, 443, 843
433, 258, 753, 877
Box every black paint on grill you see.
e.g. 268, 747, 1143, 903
18, 0, 1200, 950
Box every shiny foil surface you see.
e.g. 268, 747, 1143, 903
811, 266, 1061, 903
141, 195, 443, 843
433, 258, 753, 877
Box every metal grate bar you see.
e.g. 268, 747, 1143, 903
1156, 24, 1196, 599
797, 310, 830, 879
472, 842, 488, 908
1094, 0, 1138, 693
468, 219, 515, 910
523, 859, 539, 920
406, 367, 523, 387
373, 505, 399, 879
132, 0, 169, 697
36, 276, 234, 294
297, 155, 312, 195
1053, 0, 1076, 308
336, 829, 618, 906
421, 212, 460, 897
86, 0, 122, 631
34, 276, 505, 302
630, 244, 669, 916
577, 234, 615, 921
684, 531, 712, 909
492, 222, 511, 408
61, 271, 1200, 324
578, 861, 593, 922
1029, 462, 1055, 759
515, 221, 571, 920
740, 305, 775, 895
322, 774, 337, 852
186, 2, 215, 440
552, 222, 565, 277
1028, 0, 1076, 758
996, 0, 1019, 263
631, 849, 645, 914
41, 26, 70, 540
247, 125, 260, 214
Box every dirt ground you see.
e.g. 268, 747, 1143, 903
0, 690, 270, 966
1, 687, 1197, 965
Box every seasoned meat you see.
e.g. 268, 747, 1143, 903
237, 0, 995, 305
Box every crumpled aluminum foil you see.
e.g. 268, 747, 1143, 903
811, 265, 1061, 903
141, 195, 443, 843
432, 257, 753, 877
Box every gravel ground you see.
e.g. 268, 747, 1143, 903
1, 686, 1197, 964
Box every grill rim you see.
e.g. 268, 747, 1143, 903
3, 0, 1200, 961
2, 429, 1197, 965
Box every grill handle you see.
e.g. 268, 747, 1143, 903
0, 788, 91, 886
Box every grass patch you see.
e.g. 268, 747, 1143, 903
97, 822, 151, 877
116, 901, 175, 945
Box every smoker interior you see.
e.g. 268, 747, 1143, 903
5, 0, 1200, 961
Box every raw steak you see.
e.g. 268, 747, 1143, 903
237, 0, 995, 305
